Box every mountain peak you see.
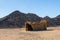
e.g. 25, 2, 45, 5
8, 10, 24, 17
12, 10, 21, 14
44, 16, 51, 19
56, 15, 60, 18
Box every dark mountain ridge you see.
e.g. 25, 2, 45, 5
0, 10, 42, 28
0, 10, 60, 28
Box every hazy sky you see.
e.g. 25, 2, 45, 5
0, 0, 60, 18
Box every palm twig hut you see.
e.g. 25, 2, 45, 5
25, 20, 47, 31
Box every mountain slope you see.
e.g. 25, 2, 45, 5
0, 10, 60, 28
0, 10, 41, 28
44, 15, 60, 27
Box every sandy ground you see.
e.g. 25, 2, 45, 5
0, 26, 60, 40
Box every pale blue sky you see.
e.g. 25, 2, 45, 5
0, 0, 60, 18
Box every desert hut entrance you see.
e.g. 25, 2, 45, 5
25, 20, 47, 31
25, 23, 33, 31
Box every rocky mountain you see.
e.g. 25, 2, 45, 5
43, 15, 60, 27
43, 16, 56, 26
0, 10, 42, 28
54, 15, 60, 25
0, 10, 60, 28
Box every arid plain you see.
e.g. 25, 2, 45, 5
0, 26, 60, 40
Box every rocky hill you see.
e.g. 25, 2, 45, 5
43, 15, 60, 27
0, 10, 60, 28
0, 10, 42, 28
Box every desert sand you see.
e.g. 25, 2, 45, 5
0, 26, 60, 40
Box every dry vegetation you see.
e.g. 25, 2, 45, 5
0, 26, 60, 40
25, 20, 47, 31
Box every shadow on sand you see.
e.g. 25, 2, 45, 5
27, 29, 54, 32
